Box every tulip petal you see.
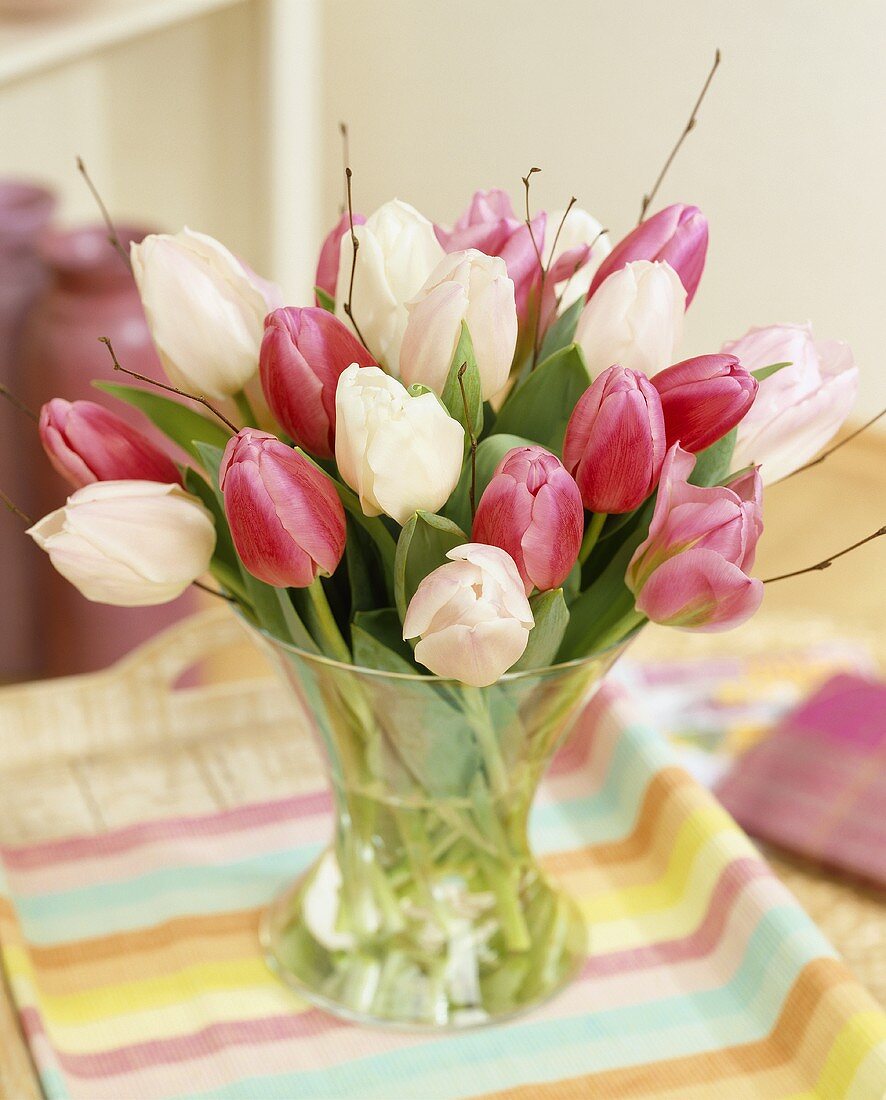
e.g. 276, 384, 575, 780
414, 618, 530, 686
634, 548, 763, 632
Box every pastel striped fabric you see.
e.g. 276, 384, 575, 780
2, 691, 885, 1099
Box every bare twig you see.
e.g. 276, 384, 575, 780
76, 157, 133, 272
521, 167, 548, 370
98, 337, 239, 435
762, 526, 886, 584
555, 223, 609, 313
0, 383, 38, 423
193, 579, 237, 603
0, 489, 33, 526
780, 408, 886, 482
338, 121, 350, 215
342, 166, 370, 351
457, 363, 478, 518
638, 49, 721, 223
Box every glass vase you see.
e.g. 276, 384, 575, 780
257, 627, 628, 1030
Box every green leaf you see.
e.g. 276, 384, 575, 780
352, 609, 417, 671
751, 360, 791, 382
183, 467, 247, 603
314, 286, 335, 312
440, 322, 483, 448
328, 480, 397, 603
93, 381, 231, 464
538, 297, 583, 362
690, 427, 737, 487
512, 589, 569, 671
493, 344, 589, 453
344, 517, 386, 617
443, 433, 534, 532
395, 511, 466, 621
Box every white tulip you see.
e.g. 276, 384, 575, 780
545, 207, 611, 308
334, 365, 464, 525
28, 481, 216, 606
131, 228, 282, 400
335, 199, 444, 372
574, 260, 685, 380
403, 544, 534, 686
400, 249, 517, 401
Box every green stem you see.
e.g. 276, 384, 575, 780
233, 389, 258, 426
578, 511, 607, 565
306, 579, 352, 663
592, 609, 647, 653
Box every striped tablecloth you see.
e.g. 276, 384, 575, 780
2, 689, 885, 1100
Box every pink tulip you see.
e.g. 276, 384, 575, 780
219, 428, 346, 588
314, 211, 365, 304
651, 354, 758, 452
626, 445, 763, 631
437, 189, 545, 321
587, 203, 708, 307
39, 398, 181, 489
259, 307, 376, 459
562, 366, 666, 514
473, 446, 583, 594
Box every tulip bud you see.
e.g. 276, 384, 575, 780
650, 354, 758, 453
39, 398, 182, 489
626, 445, 763, 631
259, 307, 376, 459
562, 365, 666, 514
575, 260, 685, 380
587, 203, 708, 307
335, 199, 444, 372
334, 365, 464, 526
400, 249, 517, 400
473, 446, 583, 594
315, 211, 365, 304
723, 323, 858, 484
403, 544, 534, 686
131, 228, 282, 400
27, 481, 215, 606
219, 429, 346, 588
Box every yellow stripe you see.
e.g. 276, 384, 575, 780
813, 1012, 886, 1098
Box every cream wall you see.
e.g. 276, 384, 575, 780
320, 0, 886, 419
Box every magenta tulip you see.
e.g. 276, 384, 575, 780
587, 203, 708, 308
39, 398, 181, 489
259, 307, 376, 459
651, 354, 758, 452
472, 446, 583, 594
562, 366, 666, 514
219, 428, 346, 588
627, 445, 763, 631
314, 211, 365, 304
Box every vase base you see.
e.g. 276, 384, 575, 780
260, 850, 588, 1031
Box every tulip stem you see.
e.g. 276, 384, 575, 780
638, 48, 721, 224
98, 337, 239, 435
233, 390, 258, 427
780, 407, 886, 482
578, 512, 607, 565
0, 384, 38, 424
0, 489, 32, 526
761, 525, 886, 584
307, 578, 352, 663
457, 363, 479, 517
193, 579, 237, 603
76, 157, 133, 273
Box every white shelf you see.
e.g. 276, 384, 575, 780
0, 0, 247, 87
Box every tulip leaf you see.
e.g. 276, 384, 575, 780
344, 518, 387, 616
182, 467, 248, 603
538, 297, 583, 363
443, 432, 533, 533
331, 481, 397, 603
751, 360, 791, 382
352, 609, 417, 671
689, 427, 737, 487
314, 286, 335, 312
512, 589, 570, 671
395, 511, 467, 622
493, 344, 590, 454
93, 381, 231, 464
441, 321, 483, 448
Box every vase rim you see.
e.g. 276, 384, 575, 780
242, 610, 637, 684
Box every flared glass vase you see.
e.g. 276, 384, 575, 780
257, 629, 627, 1030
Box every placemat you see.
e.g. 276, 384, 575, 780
2, 674, 885, 1099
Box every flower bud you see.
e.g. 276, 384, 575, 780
587, 203, 708, 307
403, 544, 534, 686
39, 398, 182, 489
473, 446, 583, 594
562, 365, 666, 514
575, 260, 685, 380
627, 446, 763, 631
131, 228, 282, 400
219, 429, 346, 588
650, 354, 758, 453
334, 365, 464, 526
27, 481, 215, 606
335, 199, 444, 372
315, 211, 365, 304
259, 307, 376, 458
400, 249, 517, 400
723, 323, 858, 483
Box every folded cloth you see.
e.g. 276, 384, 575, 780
716, 674, 886, 885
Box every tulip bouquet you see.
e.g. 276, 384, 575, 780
8, 151, 866, 1026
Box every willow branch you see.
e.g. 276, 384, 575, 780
76, 157, 133, 272
762, 526, 886, 584
342, 166, 370, 350
338, 120, 350, 215
780, 408, 886, 482
0, 383, 38, 423
0, 489, 33, 526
